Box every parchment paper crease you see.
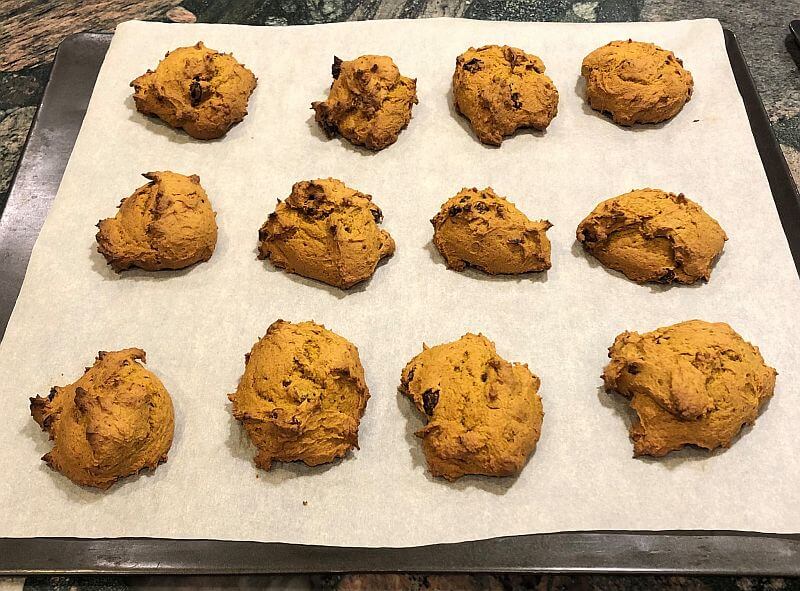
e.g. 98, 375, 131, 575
0, 18, 798, 547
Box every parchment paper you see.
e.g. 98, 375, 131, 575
1, 18, 798, 547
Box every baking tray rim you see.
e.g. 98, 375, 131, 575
1, 26, 800, 575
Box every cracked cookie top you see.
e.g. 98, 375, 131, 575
30, 349, 174, 489
432, 187, 552, 275
131, 42, 257, 139
258, 178, 395, 289
96, 171, 218, 272
400, 333, 543, 480
576, 188, 726, 284
312, 55, 417, 150
453, 45, 559, 145
603, 320, 776, 457
581, 40, 693, 126
229, 320, 370, 471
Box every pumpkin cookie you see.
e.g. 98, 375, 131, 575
96, 171, 218, 272
581, 40, 693, 126
453, 45, 559, 145
576, 188, 726, 284
131, 42, 257, 139
400, 333, 543, 480
312, 55, 418, 150
258, 178, 395, 289
229, 320, 370, 470
603, 320, 776, 457
30, 349, 174, 489
432, 187, 551, 275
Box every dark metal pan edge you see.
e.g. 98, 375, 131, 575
2, 530, 800, 576
790, 20, 800, 46
1, 29, 800, 575
0, 32, 112, 339
724, 28, 800, 271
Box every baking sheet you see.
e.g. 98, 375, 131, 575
1, 18, 798, 548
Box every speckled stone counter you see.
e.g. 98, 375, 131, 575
1, 2, 799, 590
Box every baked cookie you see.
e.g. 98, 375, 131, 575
576, 188, 726, 284
229, 320, 370, 470
312, 55, 418, 150
400, 333, 543, 480
131, 42, 257, 139
581, 40, 693, 126
258, 178, 395, 289
453, 45, 559, 145
432, 187, 552, 275
603, 320, 776, 457
30, 349, 174, 489
96, 171, 218, 272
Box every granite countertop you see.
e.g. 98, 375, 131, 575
1, 1, 799, 590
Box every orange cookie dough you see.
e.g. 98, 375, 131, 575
603, 320, 776, 457
96, 171, 218, 272
400, 333, 543, 480
258, 178, 395, 289
581, 40, 693, 126
30, 349, 174, 489
432, 187, 551, 275
453, 45, 559, 145
131, 42, 257, 139
229, 320, 370, 470
312, 55, 418, 150
576, 188, 726, 284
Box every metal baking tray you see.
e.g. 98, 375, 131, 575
1, 29, 799, 576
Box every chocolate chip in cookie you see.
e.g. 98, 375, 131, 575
312, 55, 417, 150
432, 187, 551, 275
400, 333, 543, 480
258, 178, 395, 289
576, 188, 726, 284
453, 45, 559, 145
131, 42, 257, 139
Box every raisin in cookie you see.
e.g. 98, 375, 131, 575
400, 333, 543, 480
453, 45, 559, 145
258, 178, 395, 289
96, 171, 218, 272
581, 40, 693, 126
131, 42, 257, 139
30, 349, 174, 489
603, 320, 776, 457
312, 55, 417, 150
229, 320, 370, 470
576, 188, 726, 284
432, 187, 551, 275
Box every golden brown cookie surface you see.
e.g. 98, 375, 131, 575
576, 188, 726, 284
312, 55, 417, 150
30, 349, 174, 490
453, 45, 559, 145
400, 333, 543, 480
131, 42, 257, 140
229, 320, 370, 470
258, 178, 395, 289
581, 40, 693, 126
432, 187, 551, 275
96, 171, 218, 272
603, 320, 776, 457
